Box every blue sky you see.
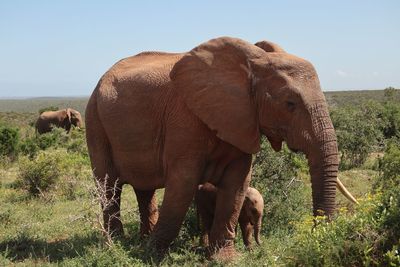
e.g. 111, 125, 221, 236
0, 1, 399, 97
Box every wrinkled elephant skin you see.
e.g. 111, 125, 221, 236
85, 37, 355, 260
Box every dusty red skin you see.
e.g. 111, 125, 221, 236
85, 37, 352, 260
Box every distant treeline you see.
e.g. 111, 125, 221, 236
0, 88, 398, 114
325, 87, 400, 107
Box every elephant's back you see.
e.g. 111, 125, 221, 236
97, 52, 183, 96
90, 52, 184, 188
94, 51, 184, 121
247, 187, 264, 207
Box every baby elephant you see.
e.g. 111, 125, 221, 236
195, 183, 264, 248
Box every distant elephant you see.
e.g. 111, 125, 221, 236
196, 183, 264, 248
36, 108, 83, 134
85, 37, 357, 260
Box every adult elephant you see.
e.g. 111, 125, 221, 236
36, 108, 83, 134
85, 37, 354, 259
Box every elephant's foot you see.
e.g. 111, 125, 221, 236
208, 239, 239, 262
106, 223, 124, 239
146, 235, 170, 262
139, 223, 156, 239
103, 215, 124, 238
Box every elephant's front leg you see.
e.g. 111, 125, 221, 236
150, 158, 203, 255
209, 154, 252, 259
134, 188, 159, 238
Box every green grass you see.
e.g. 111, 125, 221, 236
0, 155, 378, 266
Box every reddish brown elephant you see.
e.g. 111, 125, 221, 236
36, 108, 82, 134
196, 183, 264, 248
85, 37, 357, 260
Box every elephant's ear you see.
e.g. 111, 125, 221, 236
65, 108, 72, 123
254, 40, 285, 53
170, 37, 261, 154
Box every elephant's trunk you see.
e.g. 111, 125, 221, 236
308, 104, 339, 217
254, 217, 262, 245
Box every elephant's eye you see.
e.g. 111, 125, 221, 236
286, 101, 296, 112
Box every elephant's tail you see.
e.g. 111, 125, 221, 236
194, 191, 201, 233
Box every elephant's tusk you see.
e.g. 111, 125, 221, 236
336, 178, 359, 204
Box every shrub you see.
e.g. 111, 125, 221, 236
251, 137, 310, 235
377, 142, 400, 186
18, 127, 87, 159
380, 101, 400, 140
17, 150, 63, 196
285, 141, 400, 266
18, 137, 39, 159
0, 124, 19, 159
285, 197, 382, 266
17, 128, 65, 158
66, 128, 89, 158
374, 141, 400, 256
331, 102, 383, 169
35, 127, 66, 150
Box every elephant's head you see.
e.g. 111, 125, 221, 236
171, 37, 340, 216
65, 108, 83, 129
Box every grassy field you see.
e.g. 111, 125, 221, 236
0, 89, 399, 266
0, 156, 376, 266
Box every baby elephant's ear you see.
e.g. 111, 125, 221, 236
170, 37, 261, 154
254, 40, 285, 53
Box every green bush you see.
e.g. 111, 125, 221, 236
18, 137, 39, 159
285, 141, 400, 266
380, 101, 400, 140
377, 142, 400, 188
0, 124, 19, 159
286, 197, 381, 266
16, 148, 90, 199
18, 127, 87, 159
66, 127, 89, 158
17, 128, 64, 158
374, 142, 400, 256
331, 102, 383, 169
35, 127, 66, 150
251, 137, 310, 236
17, 150, 63, 196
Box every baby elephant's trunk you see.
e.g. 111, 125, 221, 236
254, 217, 262, 245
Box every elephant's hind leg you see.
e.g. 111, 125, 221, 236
239, 221, 253, 248
134, 188, 159, 237
150, 159, 203, 256
86, 97, 124, 237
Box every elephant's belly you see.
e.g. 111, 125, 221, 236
112, 150, 165, 190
